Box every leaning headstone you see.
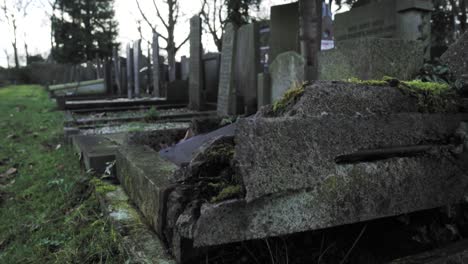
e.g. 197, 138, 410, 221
334, 0, 433, 58
318, 37, 424, 81
269, 51, 305, 102
126, 43, 134, 99
235, 22, 261, 115
269, 2, 299, 64
133, 39, 142, 98
217, 23, 237, 116
440, 32, 468, 81
152, 32, 161, 97
189, 16, 203, 110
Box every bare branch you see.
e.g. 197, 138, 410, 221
152, 0, 169, 29
135, 0, 157, 32
175, 34, 189, 52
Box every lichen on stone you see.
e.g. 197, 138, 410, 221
91, 178, 118, 194
210, 184, 243, 203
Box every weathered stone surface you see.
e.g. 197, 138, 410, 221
202, 53, 220, 103
72, 134, 119, 174
166, 80, 189, 104
189, 16, 203, 110
190, 153, 467, 247
126, 43, 134, 99
235, 113, 466, 201
125, 128, 187, 151
441, 32, 468, 81
133, 39, 142, 97
116, 144, 178, 236
269, 51, 304, 102
217, 23, 237, 116
318, 38, 424, 81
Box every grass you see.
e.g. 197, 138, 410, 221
0, 85, 127, 263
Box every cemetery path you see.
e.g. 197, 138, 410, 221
0, 85, 127, 263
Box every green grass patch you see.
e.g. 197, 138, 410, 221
0, 85, 127, 263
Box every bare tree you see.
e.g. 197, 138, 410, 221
200, 0, 226, 52
136, 0, 190, 82
1, 0, 32, 69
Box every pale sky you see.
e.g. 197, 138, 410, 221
0, 0, 346, 68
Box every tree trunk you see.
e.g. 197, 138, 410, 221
12, 18, 19, 69
460, 0, 467, 33
299, 0, 322, 81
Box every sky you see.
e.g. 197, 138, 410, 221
0, 0, 347, 68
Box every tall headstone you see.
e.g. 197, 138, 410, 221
269, 2, 300, 64
189, 16, 203, 110
217, 23, 238, 116
235, 22, 261, 115
152, 32, 161, 97
203, 52, 221, 103
441, 32, 468, 81
126, 43, 134, 99
112, 47, 122, 95
257, 73, 271, 108
103, 59, 112, 94
133, 39, 142, 98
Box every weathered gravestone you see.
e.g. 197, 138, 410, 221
217, 23, 237, 116
257, 73, 271, 107
235, 22, 261, 114
269, 51, 305, 102
112, 47, 122, 95
189, 16, 203, 110
441, 32, 468, 81
318, 37, 424, 81
334, 0, 433, 58
152, 32, 162, 97
269, 2, 299, 64
133, 39, 142, 98
203, 53, 221, 103
126, 43, 134, 99
180, 56, 189, 81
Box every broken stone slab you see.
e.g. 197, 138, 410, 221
188, 154, 468, 247
71, 134, 120, 174
116, 144, 178, 237
160, 123, 236, 166
441, 32, 468, 81
235, 113, 468, 201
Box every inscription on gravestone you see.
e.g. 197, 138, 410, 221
217, 23, 238, 116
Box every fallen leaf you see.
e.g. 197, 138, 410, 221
2, 168, 17, 177
6, 134, 18, 140
55, 144, 62, 150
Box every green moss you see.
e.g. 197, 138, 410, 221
210, 185, 243, 203
346, 77, 388, 86
402, 80, 450, 94
91, 178, 118, 194
273, 82, 305, 113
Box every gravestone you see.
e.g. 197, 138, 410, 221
334, 0, 433, 58
269, 51, 305, 102
180, 56, 189, 81
152, 32, 162, 97
217, 23, 238, 116
189, 16, 204, 110
203, 53, 221, 103
235, 22, 261, 115
112, 47, 122, 95
133, 39, 142, 98
126, 43, 134, 99
269, 2, 299, 64
318, 37, 424, 81
440, 32, 468, 81
257, 73, 271, 108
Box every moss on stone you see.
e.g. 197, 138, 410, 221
210, 184, 243, 203
273, 82, 305, 113
91, 178, 118, 194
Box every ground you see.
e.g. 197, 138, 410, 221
0, 85, 126, 263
